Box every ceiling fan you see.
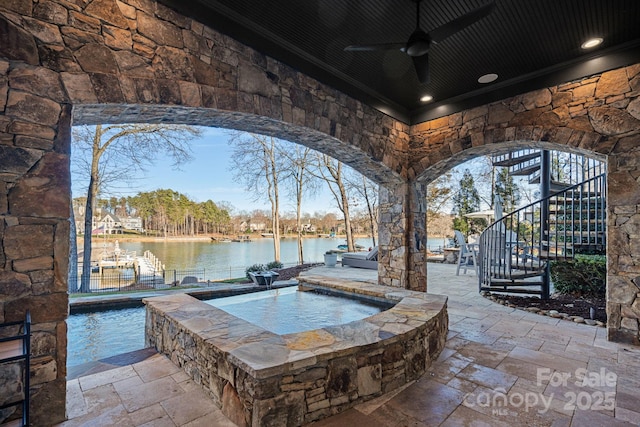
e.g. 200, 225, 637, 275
344, 0, 496, 84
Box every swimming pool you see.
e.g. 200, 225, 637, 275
67, 286, 387, 367
67, 306, 145, 367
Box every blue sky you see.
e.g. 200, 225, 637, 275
71, 125, 532, 216
71, 127, 338, 214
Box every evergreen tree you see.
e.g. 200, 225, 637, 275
495, 167, 520, 214
427, 172, 453, 236
451, 169, 483, 236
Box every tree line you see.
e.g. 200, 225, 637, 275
130, 190, 230, 236
75, 191, 231, 237
77, 192, 381, 239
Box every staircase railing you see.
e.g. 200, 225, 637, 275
493, 149, 606, 185
478, 173, 606, 296
492, 149, 540, 166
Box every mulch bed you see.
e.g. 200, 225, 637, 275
274, 263, 322, 281
491, 293, 607, 323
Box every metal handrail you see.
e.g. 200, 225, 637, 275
493, 150, 606, 185
478, 174, 606, 297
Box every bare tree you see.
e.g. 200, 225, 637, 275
347, 174, 378, 248
229, 133, 283, 262
72, 124, 200, 292
281, 144, 318, 264
315, 154, 356, 252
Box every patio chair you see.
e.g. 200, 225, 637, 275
454, 230, 478, 276
341, 246, 378, 270
482, 228, 545, 280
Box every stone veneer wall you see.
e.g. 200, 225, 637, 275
0, 76, 71, 426
145, 281, 448, 426
378, 181, 428, 292
410, 66, 640, 345
0, 0, 410, 185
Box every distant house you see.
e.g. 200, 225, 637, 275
120, 216, 143, 232
96, 213, 122, 234
75, 209, 143, 235
301, 223, 316, 233
249, 222, 267, 232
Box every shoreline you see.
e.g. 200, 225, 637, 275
81, 234, 452, 244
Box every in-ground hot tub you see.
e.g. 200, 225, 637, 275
144, 277, 448, 427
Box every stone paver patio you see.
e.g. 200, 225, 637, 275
58, 263, 640, 426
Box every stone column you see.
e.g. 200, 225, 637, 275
606, 144, 640, 345
1, 63, 70, 424
378, 181, 427, 292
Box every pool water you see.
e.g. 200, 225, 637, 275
67, 287, 385, 367
67, 306, 146, 367
207, 287, 384, 335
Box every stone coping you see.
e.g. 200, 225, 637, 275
144, 280, 447, 381
70, 280, 298, 312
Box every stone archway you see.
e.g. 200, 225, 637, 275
411, 125, 639, 343
406, 69, 640, 349
72, 104, 404, 186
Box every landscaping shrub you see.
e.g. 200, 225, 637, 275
267, 261, 283, 270
550, 254, 606, 298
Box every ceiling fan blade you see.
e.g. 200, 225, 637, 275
344, 42, 406, 52
429, 1, 495, 43
412, 54, 430, 84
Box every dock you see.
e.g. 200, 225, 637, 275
133, 251, 165, 285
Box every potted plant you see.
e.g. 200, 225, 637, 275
324, 251, 338, 267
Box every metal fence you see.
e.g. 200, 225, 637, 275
68, 261, 315, 294
69, 267, 207, 294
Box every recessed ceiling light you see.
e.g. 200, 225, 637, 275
478, 73, 498, 84
581, 38, 603, 49
420, 95, 433, 103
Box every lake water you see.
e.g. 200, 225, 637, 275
118, 236, 449, 281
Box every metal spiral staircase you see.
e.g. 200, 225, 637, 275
477, 150, 606, 298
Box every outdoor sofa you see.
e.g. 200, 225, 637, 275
341, 246, 378, 270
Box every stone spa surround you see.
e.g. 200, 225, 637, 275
144, 278, 448, 427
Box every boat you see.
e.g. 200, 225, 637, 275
232, 235, 252, 242
261, 233, 274, 237
337, 243, 365, 251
